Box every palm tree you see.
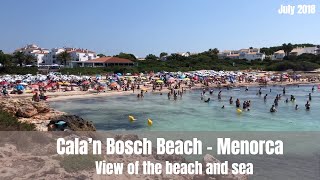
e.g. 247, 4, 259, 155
25, 54, 37, 65
57, 51, 71, 66
282, 43, 293, 57
13, 51, 25, 66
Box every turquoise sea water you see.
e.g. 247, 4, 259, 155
50, 84, 320, 131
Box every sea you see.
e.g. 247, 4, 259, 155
50, 84, 320, 131
51, 84, 320, 179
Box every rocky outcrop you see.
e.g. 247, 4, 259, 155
201, 154, 248, 180
50, 115, 96, 131
0, 98, 50, 118
0, 98, 95, 131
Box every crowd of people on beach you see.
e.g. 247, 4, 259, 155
0, 71, 319, 115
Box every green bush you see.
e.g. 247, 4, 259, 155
0, 67, 38, 75
0, 110, 36, 131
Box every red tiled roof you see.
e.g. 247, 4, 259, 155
85, 57, 134, 64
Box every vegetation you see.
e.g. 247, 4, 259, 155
0, 110, 36, 131
114, 52, 137, 61
0, 43, 320, 75
57, 51, 72, 66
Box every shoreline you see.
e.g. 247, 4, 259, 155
6, 80, 318, 102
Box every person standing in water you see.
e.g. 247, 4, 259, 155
283, 87, 286, 95
258, 88, 262, 95
229, 97, 233, 104
236, 99, 240, 108
295, 104, 299, 110
309, 93, 312, 101
264, 94, 268, 102
270, 105, 277, 112
305, 101, 311, 110
312, 86, 315, 92
218, 91, 222, 100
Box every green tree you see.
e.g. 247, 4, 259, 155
97, 53, 106, 57
159, 52, 168, 58
114, 52, 137, 61
25, 54, 37, 65
145, 54, 158, 61
13, 51, 25, 67
57, 51, 72, 66
211, 48, 219, 55
282, 43, 294, 57
0, 51, 12, 67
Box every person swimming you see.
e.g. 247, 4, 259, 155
221, 105, 225, 109
285, 98, 289, 103
204, 98, 210, 103
245, 87, 249, 91
305, 101, 311, 110
270, 105, 277, 113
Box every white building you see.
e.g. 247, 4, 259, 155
316, 47, 320, 55
241, 52, 266, 61
15, 44, 49, 66
289, 47, 318, 56
177, 52, 199, 57
43, 47, 98, 66
218, 48, 265, 61
272, 50, 285, 60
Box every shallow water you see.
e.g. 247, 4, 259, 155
51, 84, 320, 131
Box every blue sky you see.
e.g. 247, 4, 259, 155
0, 0, 319, 57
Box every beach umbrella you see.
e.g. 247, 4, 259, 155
110, 82, 118, 87
19, 82, 28, 86
156, 80, 164, 84
30, 84, 39, 89
117, 73, 122, 76
0, 81, 8, 85
16, 84, 25, 91
62, 82, 70, 86
82, 81, 90, 85
167, 77, 175, 83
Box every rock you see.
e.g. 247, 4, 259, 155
202, 154, 220, 170
203, 154, 221, 165
50, 115, 96, 131
32, 102, 50, 113
193, 174, 207, 180
153, 153, 186, 163
114, 134, 139, 141
215, 170, 248, 180
16, 106, 38, 118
